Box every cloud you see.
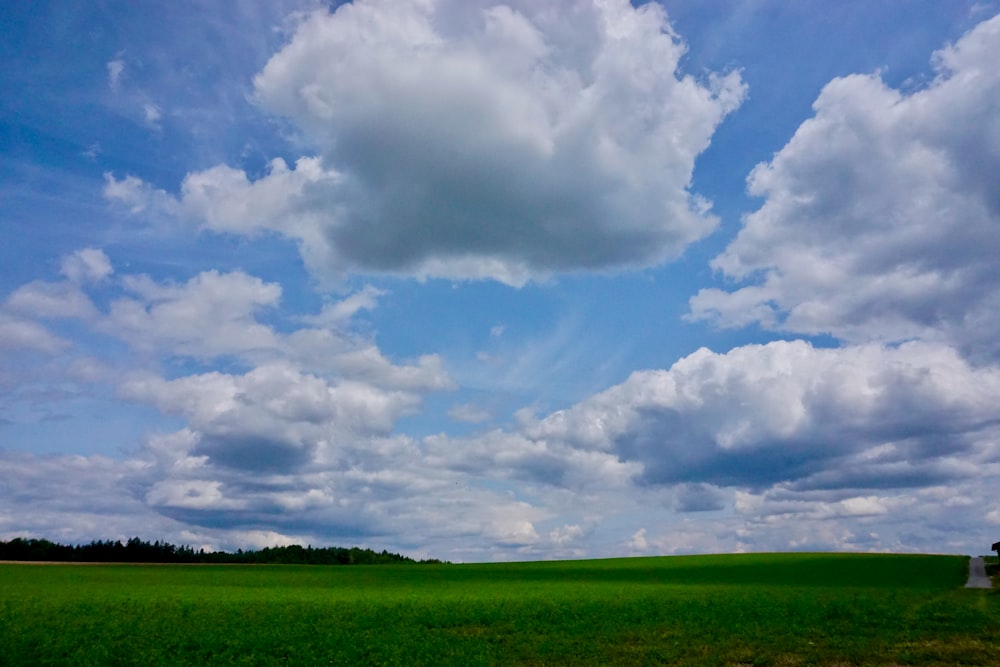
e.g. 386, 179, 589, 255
0, 451, 164, 543
110, 0, 744, 285
143, 103, 162, 128
299, 285, 385, 327
626, 527, 648, 551
0, 427, 565, 557
548, 523, 588, 547
0, 314, 68, 354
454, 340, 1000, 495
107, 58, 125, 91
285, 331, 453, 391
490, 523, 539, 547
105, 270, 282, 359
103, 173, 181, 217
675, 483, 726, 513
689, 13, 1000, 360
61, 248, 113, 284
64, 262, 452, 393
5, 281, 97, 322
120, 363, 425, 469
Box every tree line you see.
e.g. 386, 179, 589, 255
0, 537, 445, 565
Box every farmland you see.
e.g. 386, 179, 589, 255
0, 553, 996, 666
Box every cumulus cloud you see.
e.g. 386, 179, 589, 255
5, 281, 97, 322
104, 270, 281, 360
627, 527, 648, 551
440, 341, 1000, 500
0, 252, 108, 364
91, 267, 455, 478
689, 14, 1000, 360
103, 173, 181, 217
108, 0, 744, 285
120, 362, 425, 471
548, 522, 588, 547
0, 314, 68, 354
60, 248, 113, 284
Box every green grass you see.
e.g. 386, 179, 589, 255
0, 553, 996, 666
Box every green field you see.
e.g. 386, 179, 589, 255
1, 553, 996, 666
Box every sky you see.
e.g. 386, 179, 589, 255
2, 0, 1000, 561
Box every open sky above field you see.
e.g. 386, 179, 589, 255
2, 0, 1000, 561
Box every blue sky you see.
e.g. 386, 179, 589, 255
2, 0, 1000, 560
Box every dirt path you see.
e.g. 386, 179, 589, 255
965, 556, 992, 588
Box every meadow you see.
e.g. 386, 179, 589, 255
0, 553, 996, 666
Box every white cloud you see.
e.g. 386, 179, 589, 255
119, 360, 432, 476
0, 451, 162, 542
107, 58, 125, 91
690, 14, 1000, 360
106, 270, 282, 359
61, 248, 113, 284
548, 523, 587, 547
0, 314, 68, 354
43, 263, 452, 392
464, 340, 1000, 494
143, 103, 162, 128
178, 157, 336, 237
627, 528, 648, 551
5, 281, 97, 321
111, 0, 744, 285
486, 517, 540, 547
284, 328, 453, 391
145, 479, 248, 511
300, 285, 385, 327
103, 173, 180, 217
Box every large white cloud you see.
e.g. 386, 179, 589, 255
120, 363, 425, 472
107, 0, 744, 285
689, 13, 1000, 360
445, 340, 1000, 493
418, 339, 1000, 555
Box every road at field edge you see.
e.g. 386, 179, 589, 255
965, 556, 991, 588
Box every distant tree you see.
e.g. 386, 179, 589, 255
0, 537, 445, 565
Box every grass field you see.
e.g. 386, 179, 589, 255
0, 553, 996, 666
